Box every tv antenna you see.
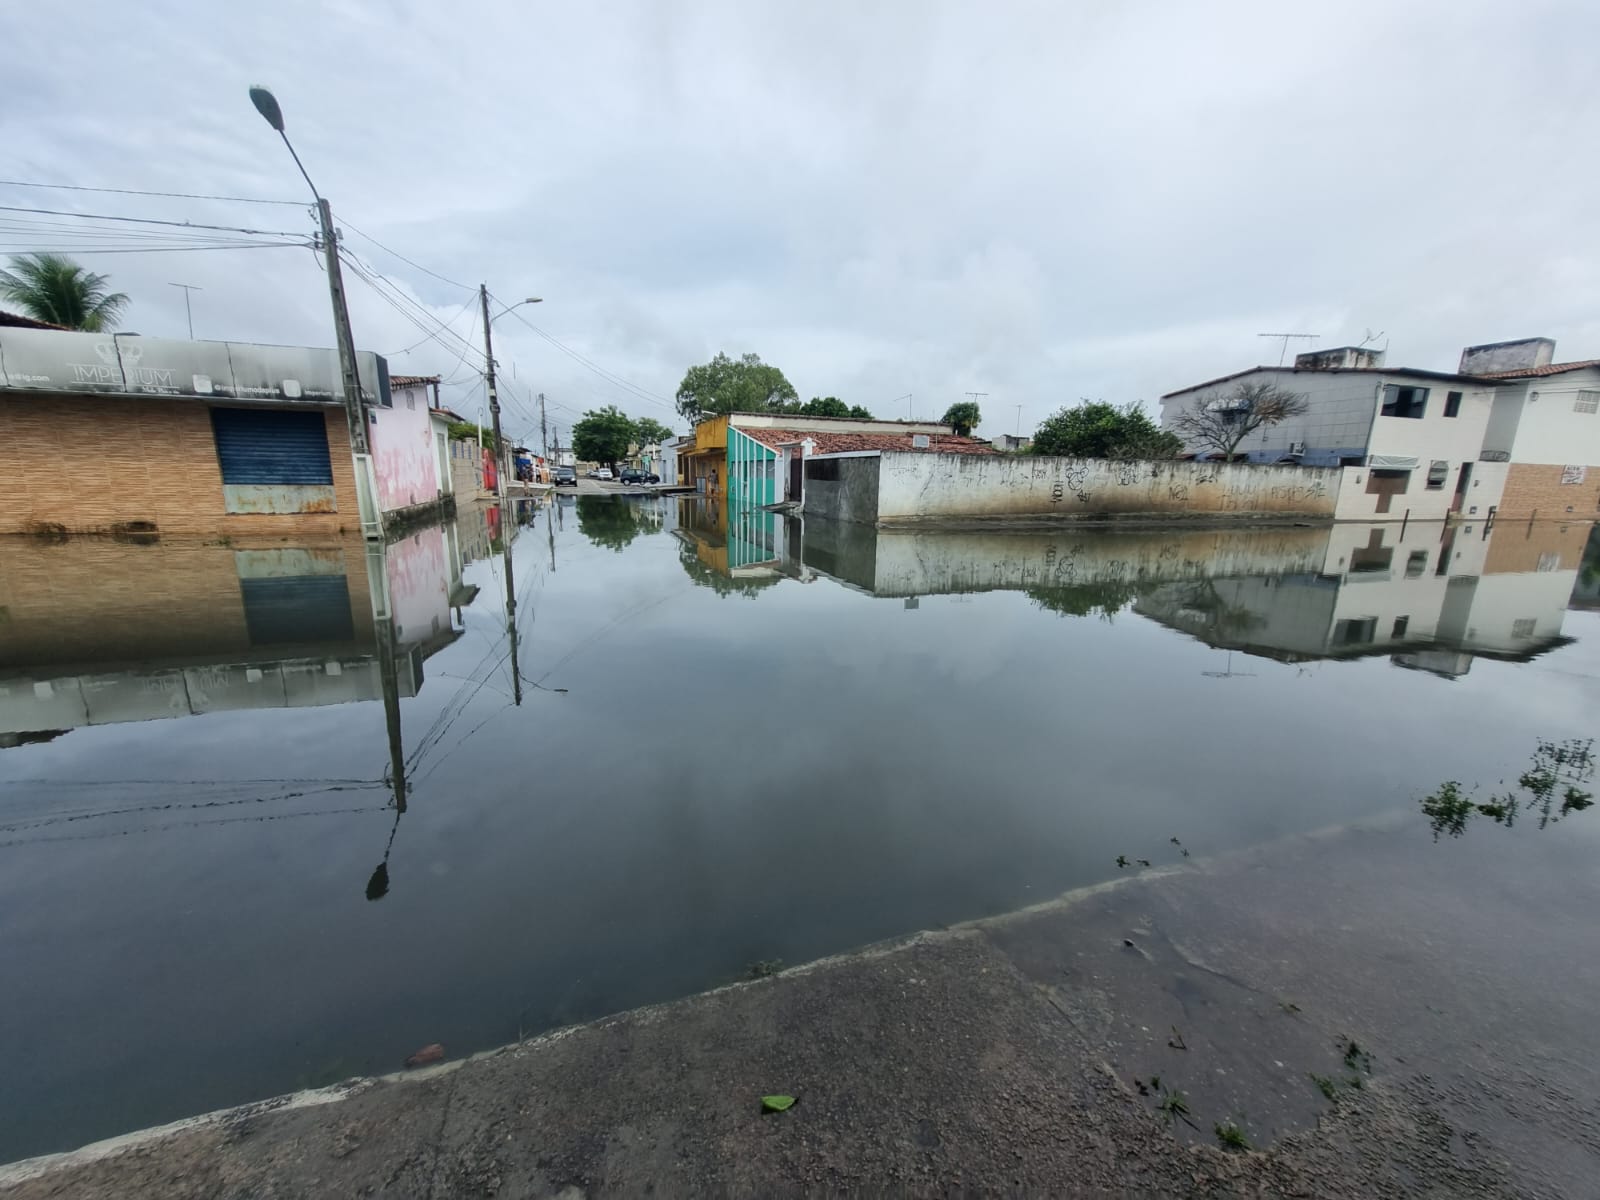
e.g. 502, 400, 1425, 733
1201, 650, 1257, 679
1257, 332, 1319, 367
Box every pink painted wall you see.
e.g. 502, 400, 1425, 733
371, 384, 441, 513
386, 525, 451, 647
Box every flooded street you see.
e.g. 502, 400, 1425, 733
3, 498, 1598, 1164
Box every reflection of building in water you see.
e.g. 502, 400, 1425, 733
672, 498, 804, 587
1132, 520, 1589, 676
0, 521, 480, 742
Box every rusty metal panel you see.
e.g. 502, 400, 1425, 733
221, 484, 338, 514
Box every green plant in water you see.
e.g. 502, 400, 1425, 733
1156, 1087, 1190, 1125
1214, 1119, 1251, 1151
1310, 1073, 1338, 1101
1421, 739, 1595, 838
745, 959, 783, 980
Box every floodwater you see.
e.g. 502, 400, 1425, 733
1, 497, 1597, 1163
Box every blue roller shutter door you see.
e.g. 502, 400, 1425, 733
211, 408, 334, 484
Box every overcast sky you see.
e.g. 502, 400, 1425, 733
4, 0, 1597, 442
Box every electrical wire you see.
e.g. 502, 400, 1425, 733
386, 292, 480, 358
494, 298, 677, 414
339, 218, 474, 292
0, 179, 306, 206
0, 205, 308, 239
339, 249, 484, 362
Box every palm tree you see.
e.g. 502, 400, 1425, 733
0, 253, 130, 331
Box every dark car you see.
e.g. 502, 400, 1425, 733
553, 466, 577, 486
619, 467, 653, 485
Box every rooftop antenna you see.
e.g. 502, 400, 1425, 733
1257, 332, 1319, 367
1356, 328, 1388, 352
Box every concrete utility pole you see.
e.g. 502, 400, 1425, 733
538, 392, 548, 457
480, 284, 508, 502
168, 282, 201, 339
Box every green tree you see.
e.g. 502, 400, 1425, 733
847, 404, 873, 419
1032, 401, 1182, 459
572, 405, 636, 469
675, 352, 798, 422
800, 396, 849, 418
0, 253, 129, 331
632, 416, 675, 446
941, 400, 981, 436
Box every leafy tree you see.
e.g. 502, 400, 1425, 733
1032, 401, 1182, 459
1168, 381, 1309, 462
675, 352, 797, 422
572, 405, 636, 469
801, 396, 850, 418
575, 495, 661, 552
633, 416, 675, 446
848, 404, 873, 419
1026, 579, 1146, 621
446, 420, 497, 450
941, 401, 981, 436
0, 253, 129, 331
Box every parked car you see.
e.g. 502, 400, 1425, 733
596, 467, 613, 480
554, 466, 578, 486
586, 469, 598, 478
619, 467, 646, 484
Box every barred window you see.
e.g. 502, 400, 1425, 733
1574, 390, 1599, 414
1511, 618, 1537, 638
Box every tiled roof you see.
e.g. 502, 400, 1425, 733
747, 428, 997, 456
0, 310, 68, 330
1472, 359, 1600, 379
389, 374, 441, 387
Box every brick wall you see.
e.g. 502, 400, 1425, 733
1495, 463, 1600, 521
1482, 519, 1594, 575
0, 535, 375, 669
0, 394, 361, 536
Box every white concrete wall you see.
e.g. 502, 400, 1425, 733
1493, 369, 1600, 465
871, 452, 1340, 522
857, 525, 1329, 596
371, 383, 442, 512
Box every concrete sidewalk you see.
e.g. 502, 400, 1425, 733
7, 814, 1597, 1198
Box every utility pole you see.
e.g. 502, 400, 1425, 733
168, 282, 202, 339
538, 392, 548, 457
479, 283, 507, 501
1014, 404, 1023, 436
248, 86, 377, 537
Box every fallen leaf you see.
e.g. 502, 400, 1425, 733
762, 1094, 797, 1113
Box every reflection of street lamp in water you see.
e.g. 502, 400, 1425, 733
366, 808, 402, 901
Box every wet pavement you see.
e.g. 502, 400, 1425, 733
2, 498, 1598, 1180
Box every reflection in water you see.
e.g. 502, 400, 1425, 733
1422, 739, 1595, 839
575, 494, 663, 551
672, 498, 1593, 677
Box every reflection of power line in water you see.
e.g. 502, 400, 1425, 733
0, 803, 387, 850
0, 783, 388, 835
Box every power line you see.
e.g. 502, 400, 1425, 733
0, 179, 306, 206
385, 292, 479, 358
339, 218, 474, 293
495, 299, 676, 414
0, 241, 306, 256
0, 204, 307, 239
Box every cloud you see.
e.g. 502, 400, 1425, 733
3, 0, 1596, 440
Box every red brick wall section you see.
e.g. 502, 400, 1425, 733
0, 395, 360, 537
1482, 519, 1594, 575
1495, 464, 1600, 521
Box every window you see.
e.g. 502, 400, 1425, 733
1426, 460, 1449, 489
1218, 408, 1245, 426
1381, 384, 1429, 419
1392, 616, 1410, 639
1444, 391, 1462, 418
1334, 617, 1378, 646
1575, 390, 1599, 414
1511, 618, 1537, 639
405, 391, 416, 410
1405, 550, 1429, 577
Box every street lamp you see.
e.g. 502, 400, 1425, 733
479, 289, 543, 500
247, 85, 377, 516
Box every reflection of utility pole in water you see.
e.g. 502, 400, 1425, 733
1201, 650, 1257, 679
503, 510, 524, 707
365, 542, 409, 813
546, 496, 557, 572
